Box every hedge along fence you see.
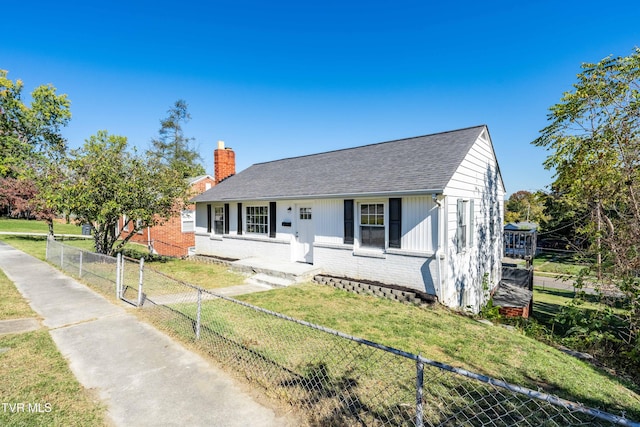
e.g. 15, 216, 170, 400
46, 239, 640, 427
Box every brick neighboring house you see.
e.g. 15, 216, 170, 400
119, 141, 236, 257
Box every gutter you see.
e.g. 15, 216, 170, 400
193, 188, 445, 203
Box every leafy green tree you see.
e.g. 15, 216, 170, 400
504, 190, 548, 225
147, 100, 205, 179
537, 186, 589, 250
61, 131, 189, 255
0, 70, 71, 234
0, 70, 71, 177
533, 48, 640, 380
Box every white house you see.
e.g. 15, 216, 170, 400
192, 125, 505, 312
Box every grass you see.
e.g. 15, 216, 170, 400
533, 252, 589, 276
147, 259, 246, 289
229, 284, 640, 419
0, 270, 33, 319
0, 235, 49, 260
0, 235, 95, 261
0, 217, 83, 235
534, 286, 606, 318
0, 217, 93, 261
0, 269, 106, 426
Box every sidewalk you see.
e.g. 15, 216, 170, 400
0, 242, 297, 427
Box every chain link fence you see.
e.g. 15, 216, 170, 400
46, 239, 639, 427
46, 237, 118, 295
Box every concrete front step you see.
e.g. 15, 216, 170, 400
246, 273, 295, 288
230, 257, 321, 283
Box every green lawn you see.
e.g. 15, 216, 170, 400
0, 235, 96, 261
229, 284, 640, 420
147, 259, 245, 290
0, 218, 90, 260
0, 217, 83, 235
533, 252, 589, 276
0, 270, 106, 426
533, 285, 629, 325
3, 220, 638, 421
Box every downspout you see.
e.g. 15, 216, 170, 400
433, 194, 445, 302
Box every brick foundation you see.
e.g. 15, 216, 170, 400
498, 299, 532, 318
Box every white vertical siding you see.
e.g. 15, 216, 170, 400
195, 202, 208, 233
229, 203, 238, 234
442, 129, 505, 312
314, 199, 344, 245
401, 196, 438, 253
275, 202, 296, 238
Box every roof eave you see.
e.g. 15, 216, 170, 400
194, 188, 445, 203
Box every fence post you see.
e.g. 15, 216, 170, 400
195, 288, 202, 340
137, 257, 144, 307
120, 254, 125, 296
416, 358, 424, 427
79, 251, 83, 277
116, 253, 121, 300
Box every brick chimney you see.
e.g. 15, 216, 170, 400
214, 140, 236, 184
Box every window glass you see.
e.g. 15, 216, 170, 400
214, 206, 224, 234
360, 203, 384, 248
300, 207, 312, 220
246, 206, 268, 234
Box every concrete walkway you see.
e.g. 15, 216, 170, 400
0, 242, 297, 427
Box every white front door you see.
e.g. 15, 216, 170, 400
295, 206, 314, 263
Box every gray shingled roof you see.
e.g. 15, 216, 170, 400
193, 125, 487, 202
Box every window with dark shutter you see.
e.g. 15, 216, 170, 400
246, 206, 268, 234
213, 206, 224, 234
206, 204, 212, 233
389, 198, 401, 249
359, 203, 385, 248
344, 199, 354, 244
237, 203, 242, 235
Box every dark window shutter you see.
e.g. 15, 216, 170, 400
269, 202, 277, 238
224, 203, 230, 234
207, 204, 212, 233
389, 198, 402, 249
344, 199, 354, 244
237, 203, 243, 235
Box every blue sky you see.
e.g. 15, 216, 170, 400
3, 1, 639, 196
